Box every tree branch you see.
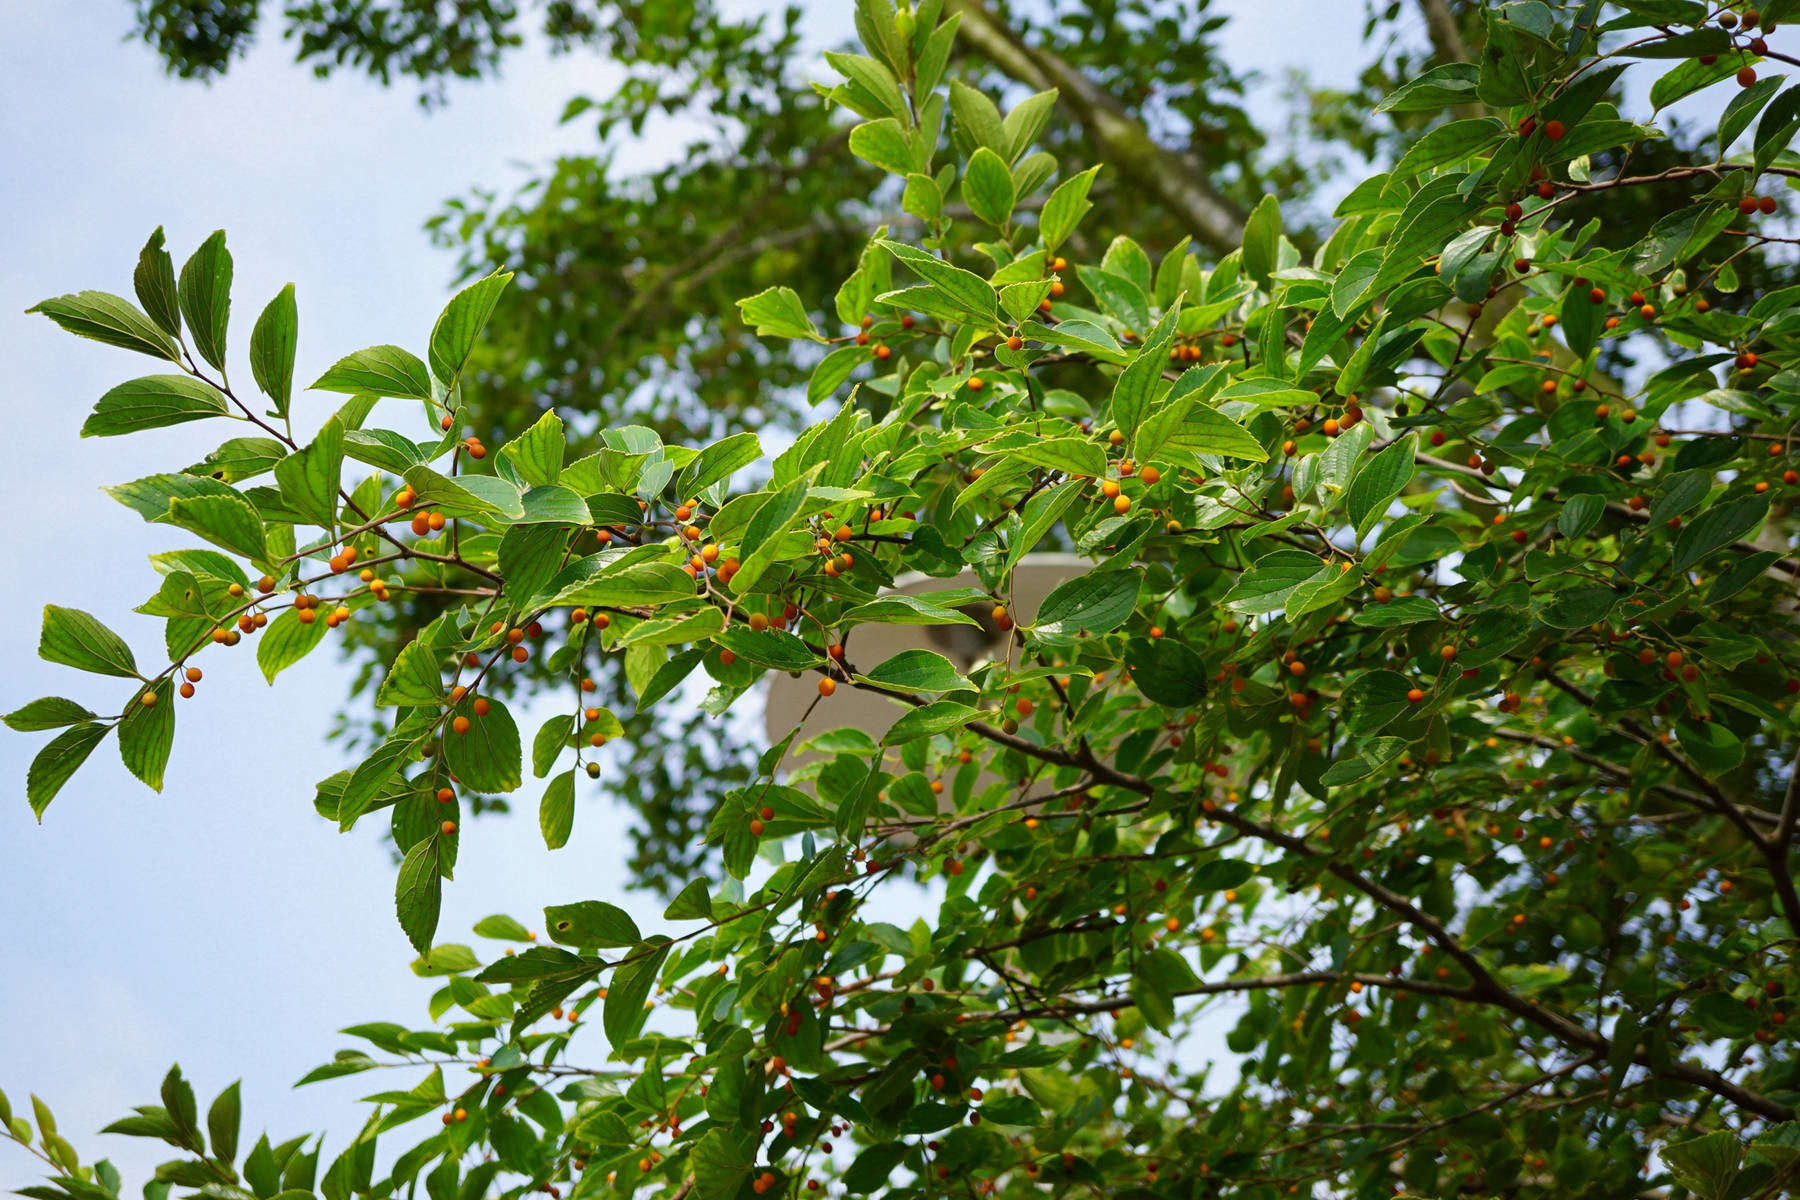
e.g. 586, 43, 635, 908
946, 0, 1246, 254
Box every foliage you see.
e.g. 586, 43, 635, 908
13, 2, 1800, 1198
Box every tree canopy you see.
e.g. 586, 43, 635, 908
10, 2, 1800, 1199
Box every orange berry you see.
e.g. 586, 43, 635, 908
818, 678, 837, 697
441, 820, 457, 835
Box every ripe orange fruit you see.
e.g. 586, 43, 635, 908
441, 821, 457, 835
818, 678, 837, 697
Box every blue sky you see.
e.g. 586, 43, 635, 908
0, 1, 1375, 1188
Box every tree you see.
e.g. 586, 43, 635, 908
11, 1, 1800, 1197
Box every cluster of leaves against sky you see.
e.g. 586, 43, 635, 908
9, 1, 1800, 1199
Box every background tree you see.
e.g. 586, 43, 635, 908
11, 2, 1800, 1197
124, 1, 1799, 888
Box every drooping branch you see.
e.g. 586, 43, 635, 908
945, 0, 1247, 254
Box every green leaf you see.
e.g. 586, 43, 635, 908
82, 375, 229, 437
557, 562, 696, 609
614, 607, 725, 648
1663, 1129, 1742, 1200
1320, 737, 1410, 785
1113, 307, 1181, 440
1755, 82, 1800, 173
1344, 434, 1415, 542
250, 284, 298, 418
844, 1144, 908, 1195
472, 914, 532, 941
4, 697, 98, 732
396, 838, 443, 955
1677, 718, 1743, 777
178, 230, 233, 371
1002, 87, 1058, 162
39, 605, 138, 677
1536, 584, 1617, 629
28, 290, 179, 361
159, 1066, 199, 1148
1222, 550, 1328, 615
664, 878, 712, 921
337, 735, 414, 832
1375, 62, 1480, 112
539, 770, 575, 851
859, 650, 972, 694
876, 239, 997, 326
516, 484, 590, 525
168, 494, 269, 564
1673, 496, 1767, 573
1330, 248, 1385, 319
401, 467, 525, 521
257, 609, 330, 683
1558, 493, 1605, 540
1342, 670, 1416, 735
603, 938, 670, 1047
429, 271, 511, 385
1034, 571, 1140, 636
729, 475, 811, 593
962, 147, 1016, 227
497, 525, 569, 609
134, 228, 181, 337
444, 697, 522, 794
119, 677, 176, 791
207, 1082, 242, 1166
274, 416, 344, 529
1126, 637, 1206, 706
679, 431, 762, 499
840, 594, 981, 628
311, 346, 433, 400
1241, 194, 1282, 287
1650, 54, 1745, 111
883, 701, 984, 745
736, 286, 822, 342
848, 118, 917, 175
545, 900, 639, 949
689, 1127, 751, 1200
1040, 165, 1100, 253
375, 640, 447, 707
1720, 72, 1785, 151
715, 626, 821, 670
1391, 117, 1505, 176
1167, 405, 1267, 462
26, 723, 109, 820
192, 436, 288, 483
